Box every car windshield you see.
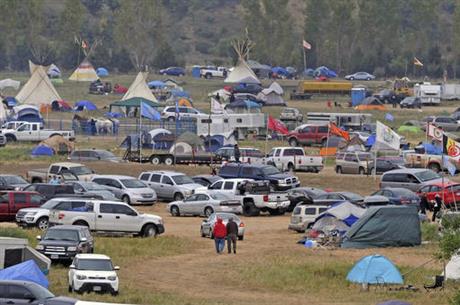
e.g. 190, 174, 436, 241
414, 170, 441, 182
44, 229, 79, 241
210, 193, 231, 200
97, 151, 116, 159
27, 282, 55, 299
392, 188, 415, 196
121, 179, 146, 188
215, 213, 239, 221
261, 166, 281, 175
343, 192, 363, 201
41, 200, 60, 209
76, 259, 113, 271
3, 175, 28, 184
69, 166, 93, 175
172, 175, 194, 185
80, 182, 107, 191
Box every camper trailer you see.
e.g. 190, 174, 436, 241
306, 112, 372, 130
413, 83, 441, 105
441, 83, 460, 100
196, 113, 265, 139
0, 237, 50, 272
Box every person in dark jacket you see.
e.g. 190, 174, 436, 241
420, 194, 429, 215
234, 144, 241, 163
213, 218, 227, 254
432, 194, 442, 222
226, 217, 239, 254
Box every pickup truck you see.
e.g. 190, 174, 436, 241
195, 179, 290, 216
265, 147, 323, 173
27, 162, 95, 183
0, 191, 45, 221
48, 200, 164, 237
2, 122, 75, 142
404, 152, 460, 173
200, 66, 227, 79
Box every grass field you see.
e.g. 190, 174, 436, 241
1, 72, 459, 304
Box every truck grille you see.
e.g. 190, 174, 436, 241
16, 211, 27, 219
45, 246, 65, 252
88, 276, 106, 280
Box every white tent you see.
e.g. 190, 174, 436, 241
446, 254, 460, 280
224, 60, 261, 84
0, 79, 20, 91
69, 59, 99, 82
122, 72, 158, 102
16, 64, 61, 106
257, 81, 286, 106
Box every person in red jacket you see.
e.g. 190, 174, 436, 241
213, 218, 227, 254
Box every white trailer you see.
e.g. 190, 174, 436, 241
441, 83, 460, 100
413, 83, 441, 105
306, 112, 372, 129
196, 113, 265, 138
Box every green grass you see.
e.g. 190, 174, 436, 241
422, 222, 441, 242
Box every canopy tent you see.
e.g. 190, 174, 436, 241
225, 60, 261, 85
12, 105, 43, 123
0, 79, 20, 91
109, 97, 160, 117
51, 100, 72, 112
355, 97, 386, 111
312, 201, 367, 235
347, 255, 403, 285
74, 100, 97, 112
31, 145, 54, 157
169, 142, 194, 154
69, 59, 99, 82
123, 72, 158, 103
257, 82, 286, 106
16, 64, 61, 106
96, 67, 109, 77
0, 260, 48, 288
342, 206, 421, 248
47, 64, 61, 79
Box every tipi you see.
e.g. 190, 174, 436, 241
69, 38, 99, 82
16, 62, 61, 106
122, 72, 158, 102
224, 34, 261, 85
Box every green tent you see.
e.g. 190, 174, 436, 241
109, 97, 160, 116
341, 206, 421, 249
397, 125, 421, 133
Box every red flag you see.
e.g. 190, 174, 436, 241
302, 39, 311, 50
268, 116, 289, 135
328, 122, 350, 141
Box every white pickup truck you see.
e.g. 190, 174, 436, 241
2, 122, 74, 142
27, 162, 95, 183
200, 66, 227, 79
48, 200, 165, 237
265, 147, 323, 173
195, 178, 290, 216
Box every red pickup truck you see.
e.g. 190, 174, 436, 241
287, 124, 329, 147
0, 191, 45, 221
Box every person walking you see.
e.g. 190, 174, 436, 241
226, 217, 239, 254
432, 194, 442, 222
420, 193, 429, 215
213, 218, 227, 254
234, 144, 241, 163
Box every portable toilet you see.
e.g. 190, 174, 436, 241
191, 66, 202, 78
351, 87, 366, 106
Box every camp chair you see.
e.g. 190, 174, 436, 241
424, 275, 444, 291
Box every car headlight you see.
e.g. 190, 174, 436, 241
76, 274, 87, 280
108, 276, 117, 281
26, 212, 37, 216
67, 246, 77, 251
35, 245, 44, 250
277, 180, 285, 184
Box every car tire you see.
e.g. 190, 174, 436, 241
367, 77, 371, 81
36, 217, 49, 230
150, 156, 161, 165
243, 201, 260, 217
111, 290, 119, 296
164, 156, 174, 166
168, 116, 175, 122
122, 195, 131, 205
173, 192, 184, 201
238, 235, 244, 241
350, 77, 354, 80
359, 167, 365, 175
336, 166, 342, 174
204, 207, 214, 217
68, 285, 72, 293
170, 205, 180, 216
289, 138, 298, 147
5, 134, 16, 142
142, 224, 157, 238
287, 163, 295, 172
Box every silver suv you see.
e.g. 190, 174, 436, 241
288, 203, 329, 233
139, 171, 202, 202
335, 152, 372, 175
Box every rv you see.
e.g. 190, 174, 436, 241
306, 112, 372, 130
413, 83, 441, 105
441, 83, 460, 100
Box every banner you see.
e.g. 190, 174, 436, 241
328, 122, 350, 141
427, 123, 443, 142
374, 121, 401, 150
268, 115, 289, 135
443, 134, 460, 158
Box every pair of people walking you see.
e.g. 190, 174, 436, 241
213, 217, 238, 254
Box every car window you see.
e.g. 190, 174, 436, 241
100, 203, 119, 213
150, 174, 161, 183
197, 194, 209, 201
139, 173, 150, 181
113, 204, 136, 215
319, 207, 328, 213
8, 285, 31, 298
450, 185, 460, 192
13, 193, 27, 203
49, 165, 60, 174
219, 165, 239, 176
267, 149, 275, 157
185, 194, 199, 201
344, 154, 358, 162
108, 179, 122, 189
274, 149, 281, 157
161, 176, 174, 185
209, 181, 223, 190
223, 181, 234, 190
302, 126, 313, 133
430, 186, 442, 192
304, 208, 317, 215
318, 126, 328, 133
328, 194, 342, 200
30, 194, 43, 205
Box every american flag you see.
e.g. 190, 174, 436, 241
302, 40, 311, 50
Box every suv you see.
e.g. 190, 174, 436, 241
335, 152, 372, 175
287, 124, 329, 147
91, 175, 156, 205
68, 254, 119, 295
280, 108, 303, 122
0, 280, 77, 305
214, 147, 264, 164
159, 67, 185, 76
423, 116, 459, 132
288, 203, 330, 233
218, 163, 300, 191
0, 175, 30, 190
36, 225, 94, 261
380, 168, 444, 191
161, 106, 203, 122
0, 191, 44, 221
138, 171, 202, 201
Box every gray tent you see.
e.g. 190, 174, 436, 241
341, 206, 421, 249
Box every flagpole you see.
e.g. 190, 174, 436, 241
303, 46, 307, 74
265, 114, 269, 155
139, 104, 142, 164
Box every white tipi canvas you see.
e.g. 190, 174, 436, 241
225, 59, 261, 84
122, 72, 158, 102
16, 63, 61, 106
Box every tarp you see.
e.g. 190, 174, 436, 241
0, 79, 20, 90
69, 58, 99, 82
170, 88, 190, 98
31, 145, 54, 157
225, 59, 261, 84
446, 254, 460, 280
148, 80, 166, 89
74, 100, 97, 111
96, 67, 109, 77
203, 134, 236, 152
342, 206, 421, 248
312, 201, 367, 235
123, 72, 158, 102
3, 96, 18, 107
47, 64, 61, 78
0, 260, 49, 288
347, 255, 403, 285
16, 63, 61, 105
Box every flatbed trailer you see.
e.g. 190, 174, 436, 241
123, 149, 222, 165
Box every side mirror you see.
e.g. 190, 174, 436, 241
80, 237, 88, 242
114, 266, 120, 270
69, 264, 76, 269
36, 235, 41, 240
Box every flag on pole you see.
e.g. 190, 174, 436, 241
443, 134, 460, 158
268, 116, 289, 135
414, 57, 423, 67
427, 123, 443, 142
140, 102, 161, 121
81, 40, 88, 49
443, 155, 457, 176
374, 121, 401, 150
328, 122, 350, 141
302, 40, 311, 50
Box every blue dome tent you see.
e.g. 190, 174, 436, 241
0, 260, 49, 288
96, 67, 109, 77
148, 80, 166, 89
347, 255, 403, 285
31, 145, 54, 157
12, 105, 43, 123
74, 100, 97, 111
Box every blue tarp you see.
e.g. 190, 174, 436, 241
74, 100, 97, 111
422, 143, 442, 155
271, 66, 290, 77
96, 67, 109, 77
0, 260, 49, 288
314, 66, 337, 78
170, 88, 190, 98
3, 96, 17, 107
31, 145, 54, 157
346, 255, 403, 285
203, 135, 226, 152
148, 80, 166, 89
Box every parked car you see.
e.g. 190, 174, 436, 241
266, 146, 323, 173
69, 149, 120, 162
159, 67, 185, 76
287, 187, 327, 211
23, 184, 103, 201
36, 225, 94, 261
371, 187, 420, 206
0, 280, 77, 305
139, 171, 201, 202
168, 193, 242, 217
68, 254, 119, 295
2, 122, 74, 142
313, 192, 364, 205
191, 175, 222, 187
380, 168, 444, 191
417, 182, 460, 207
287, 124, 329, 147
400, 97, 422, 109
369, 157, 405, 175
0, 191, 44, 221
374, 89, 400, 104
231, 83, 263, 94
214, 147, 264, 164
65, 181, 118, 201
200, 212, 244, 240
422, 116, 460, 132
218, 163, 300, 191
160, 106, 203, 122
345, 72, 375, 81
288, 203, 330, 233
0, 175, 29, 190
91, 175, 156, 205
279, 108, 303, 122
335, 152, 372, 175
200, 66, 227, 79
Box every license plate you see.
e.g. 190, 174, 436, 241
50, 254, 59, 259
93, 286, 102, 291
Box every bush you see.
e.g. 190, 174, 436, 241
438, 230, 460, 260
442, 214, 460, 231
451, 290, 460, 305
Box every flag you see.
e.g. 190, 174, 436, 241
384, 113, 394, 122
81, 40, 88, 49
443, 155, 457, 176
268, 116, 289, 135
374, 121, 401, 150
427, 123, 443, 142
443, 134, 460, 158
414, 57, 423, 67
140, 102, 161, 121
302, 40, 311, 50
328, 122, 350, 141
211, 98, 225, 114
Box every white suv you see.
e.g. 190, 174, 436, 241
161, 106, 203, 121
69, 254, 119, 295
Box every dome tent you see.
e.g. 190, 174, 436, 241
74, 100, 97, 111
96, 67, 109, 77
31, 145, 54, 157
347, 254, 403, 285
